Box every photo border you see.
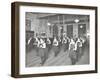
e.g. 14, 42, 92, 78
11, 2, 98, 78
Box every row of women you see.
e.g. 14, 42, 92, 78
26, 34, 87, 65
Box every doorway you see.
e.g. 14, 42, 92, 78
67, 24, 73, 38
78, 24, 86, 37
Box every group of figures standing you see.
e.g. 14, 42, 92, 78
26, 33, 88, 66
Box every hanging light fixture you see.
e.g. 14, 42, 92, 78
47, 16, 51, 26
47, 22, 51, 26
80, 25, 83, 28
74, 19, 79, 23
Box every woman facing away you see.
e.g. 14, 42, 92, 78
61, 33, 69, 52
52, 36, 59, 57
68, 38, 77, 65
75, 37, 83, 61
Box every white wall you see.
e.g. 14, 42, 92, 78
0, 0, 100, 80
26, 13, 40, 32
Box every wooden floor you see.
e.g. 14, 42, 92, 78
26, 45, 89, 67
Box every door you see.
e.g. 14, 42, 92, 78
67, 24, 73, 38
53, 24, 58, 37
78, 24, 86, 37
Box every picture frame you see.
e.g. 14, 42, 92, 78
11, 2, 98, 78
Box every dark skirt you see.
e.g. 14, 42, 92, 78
69, 49, 77, 65
38, 48, 49, 65
46, 44, 52, 52
76, 47, 82, 61
52, 46, 59, 56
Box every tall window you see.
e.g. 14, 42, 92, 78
53, 24, 58, 37
67, 24, 73, 38
78, 24, 86, 37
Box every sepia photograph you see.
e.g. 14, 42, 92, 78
25, 12, 90, 67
